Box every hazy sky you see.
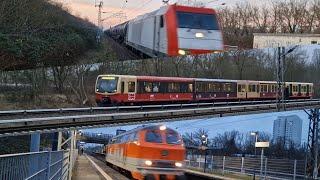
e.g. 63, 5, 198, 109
56, 0, 257, 28
84, 110, 310, 143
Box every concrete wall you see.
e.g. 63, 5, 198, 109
253, 33, 320, 48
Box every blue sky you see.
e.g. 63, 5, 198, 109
84, 110, 310, 143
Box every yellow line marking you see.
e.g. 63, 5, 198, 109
86, 155, 113, 180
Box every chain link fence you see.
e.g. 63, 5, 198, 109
0, 150, 77, 180
186, 155, 306, 179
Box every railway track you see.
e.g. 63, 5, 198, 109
0, 99, 317, 120
90, 152, 220, 180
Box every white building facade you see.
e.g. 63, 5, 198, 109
273, 115, 302, 147
253, 33, 320, 48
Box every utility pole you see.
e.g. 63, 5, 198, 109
277, 46, 282, 111
95, 0, 103, 43
281, 47, 285, 110
305, 108, 320, 179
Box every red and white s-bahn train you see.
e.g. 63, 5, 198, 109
95, 75, 313, 106
106, 4, 224, 58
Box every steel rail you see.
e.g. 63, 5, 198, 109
0, 100, 320, 136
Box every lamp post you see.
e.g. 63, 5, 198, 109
277, 45, 299, 111
251, 131, 258, 156
201, 134, 208, 173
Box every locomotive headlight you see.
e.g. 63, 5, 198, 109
159, 125, 166, 131
195, 32, 204, 38
145, 160, 153, 166
178, 49, 186, 55
175, 162, 183, 167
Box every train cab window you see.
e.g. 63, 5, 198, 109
96, 76, 119, 93
160, 15, 164, 28
166, 130, 182, 145
145, 130, 162, 143
176, 12, 219, 30
128, 82, 136, 93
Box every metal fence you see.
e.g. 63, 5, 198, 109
186, 155, 306, 180
0, 150, 77, 180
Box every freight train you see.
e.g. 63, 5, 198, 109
106, 4, 224, 58
105, 125, 186, 180
95, 75, 313, 106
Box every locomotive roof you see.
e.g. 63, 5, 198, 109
112, 124, 178, 139
195, 78, 237, 83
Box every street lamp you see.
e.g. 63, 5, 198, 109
250, 131, 258, 155
201, 134, 208, 173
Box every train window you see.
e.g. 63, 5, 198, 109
249, 85, 256, 92
188, 84, 193, 92
144, 82, 153, 93
128, 82, 136, 93
166, 131, 182, 145
168, 83, 180, 93
159, 82, 168, 93
152, 82, 160, 93
145, 130, 162, 143
96, 76, 119, 93
160, 15, 164, 28
121, 82, 125, 93
176, 12, 219, 30
180, 83, 189, 93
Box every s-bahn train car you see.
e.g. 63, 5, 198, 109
105, 125, 186, 180
106, 4, 224, 58
95, 75, 314, 106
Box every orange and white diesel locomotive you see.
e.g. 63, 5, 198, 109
106, 4, 224, 58
105, 125, 186, 180
95, 75, 313, 106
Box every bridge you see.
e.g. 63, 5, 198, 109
0, 100, 319, 180
1, 99, 320, 136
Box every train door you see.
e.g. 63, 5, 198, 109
289, 84, 293, 96
306, 84, 310, 96
153, 15, 162, 54
237, 82, 247, 99
121, 76, 137, 102
247, 83, 259, 99
298, 84, 301, 96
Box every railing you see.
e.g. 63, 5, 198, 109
185, 155, 306, 180
0, 99, 318, 118
0, 150, 77, 180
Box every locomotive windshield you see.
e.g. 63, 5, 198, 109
176, 12, 219, 30
96, 76, 118, 93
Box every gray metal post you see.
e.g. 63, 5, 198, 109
293, 159, 297, 180
222, 156, 225, 175
264, 158, 268, 179
46, 151, 52, 180
260, 148, 264, 178
198, 154, 201, 168
281, 46, 285, 110
30, 133, 40, 152
211, 155, 214, 171
277, 46, 282, 111
68, 130, 76, 180
57, 132, 62, 150
241, 157, 244, 173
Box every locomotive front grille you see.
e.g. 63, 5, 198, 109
154, 161, 175, 168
